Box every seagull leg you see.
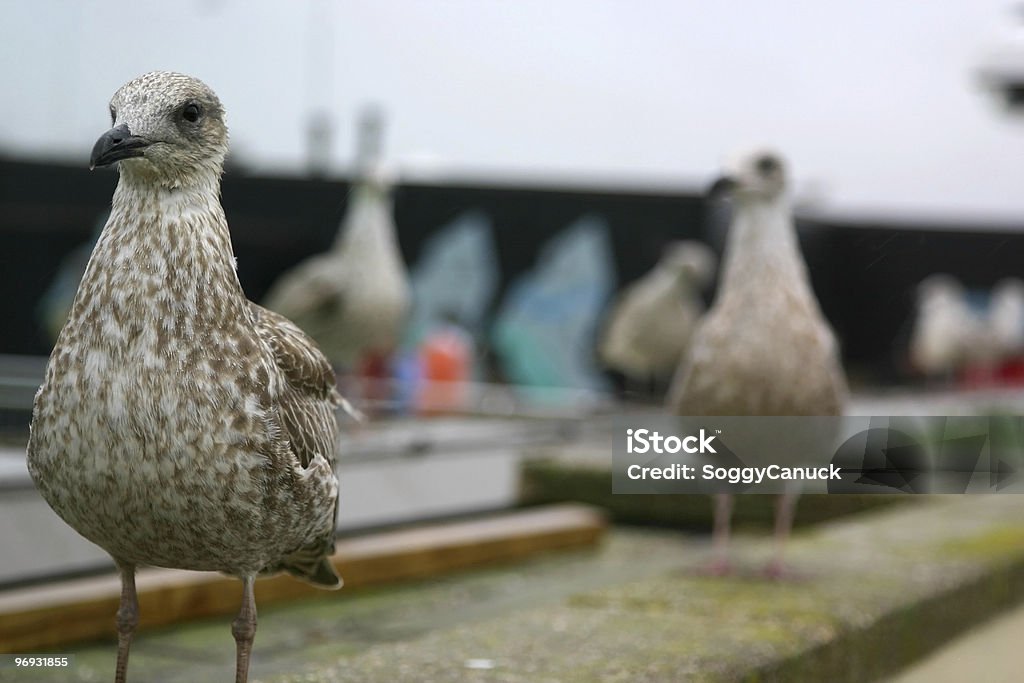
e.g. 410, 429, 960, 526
708, 494, 734, 575
113, 561, 138, 683
766, 492, 799, 578
232, 576, 258, 683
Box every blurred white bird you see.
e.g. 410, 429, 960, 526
263, 108, 411, 374
599, 241, 716, 390
989, 278, 1024, 363
908, 275, 985, 382
668, 149, 847, 577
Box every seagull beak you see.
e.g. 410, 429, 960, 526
89, 124, 150, 170
707, 175, 738, 199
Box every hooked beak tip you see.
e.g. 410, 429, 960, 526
90, 124, 149, 169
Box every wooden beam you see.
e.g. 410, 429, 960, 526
0, 504, 606, 652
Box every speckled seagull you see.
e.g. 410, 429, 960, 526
27, 72, 342, 683
668, 149, 847, 577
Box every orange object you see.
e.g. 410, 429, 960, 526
417, 326, 472, 413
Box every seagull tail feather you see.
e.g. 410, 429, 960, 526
262, 543, 343, 590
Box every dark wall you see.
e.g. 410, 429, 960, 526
809, 223, 1024, 376
0, 158, 705, 356
2, 158, 1022, 382
0, 159, 351, 354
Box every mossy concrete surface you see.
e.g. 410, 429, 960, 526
9, 496, 1024, 682
266, 496, 1024, 683
0, 529, 684, 683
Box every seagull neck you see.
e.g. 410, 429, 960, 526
94, 178, 246, 309
109, 180, 231, 247
718, 195, 814, 302
332, 183, 395, 252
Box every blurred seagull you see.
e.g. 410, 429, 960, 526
263, 107, 411, 380
668, 149, 848, 577
989, 278, 1024, 364
908, 275, 984, 383
28, 72, 342, 683
599, 241, 716, 392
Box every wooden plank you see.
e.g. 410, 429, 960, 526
0, 504, 606, 652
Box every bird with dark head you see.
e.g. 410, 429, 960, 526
668, 149, 847, 577
29, 72, 343, 683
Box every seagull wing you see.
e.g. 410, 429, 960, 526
250, 303, 341, 469
250, 303, 343, 588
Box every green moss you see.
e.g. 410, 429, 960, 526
939, 526, 1024, 561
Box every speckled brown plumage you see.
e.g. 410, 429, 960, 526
667, 150, 847, 576
27, 72, 341, 683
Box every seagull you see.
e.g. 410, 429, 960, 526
263, 107, 411, 376
599, 241, 716, 393
908, 274, 985, 384
667, 150, 848, 577
27, 72, 342, 683
989, 278, 1024, 366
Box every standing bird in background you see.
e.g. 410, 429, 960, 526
668, 150, 847, 577
989, 278, 1024, 367
263, 107, 411, 396
909, 276, 1024, 387
907, 275, 986, 385
28, 72, 342, 683
599, 241, 716, 395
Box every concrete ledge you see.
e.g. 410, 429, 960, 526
0, 503, 606, 653
521, 456, 907, 528
272, 497, 1024, 682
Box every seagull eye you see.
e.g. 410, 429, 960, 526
182, 102, 202, 123
755, 156, 779, 175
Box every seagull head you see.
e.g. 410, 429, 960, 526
90, 72, 228, 187
661, 241, 717, 287
916, 274, 964, 308
708, 149, 788, 203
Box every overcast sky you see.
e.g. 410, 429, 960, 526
1, 1, 1023, 222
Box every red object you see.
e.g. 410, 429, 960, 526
997, 357, 1024, 385
959, 356, 1024, 389
417, 326, 472, 413
359, 352, 389, 381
